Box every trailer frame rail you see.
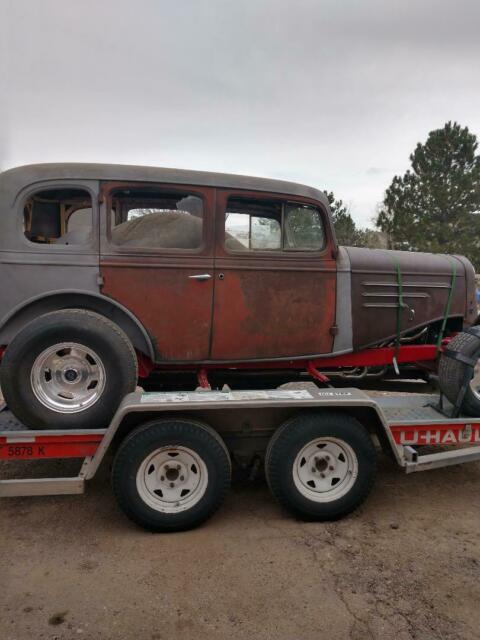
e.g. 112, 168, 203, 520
2, 387, 480, 497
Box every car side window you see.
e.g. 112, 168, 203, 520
109, 188, 204, 250
284, 204, 326, 251
224, 198, 325, 252
24, 188, 93, 245
225, 199, 282, 251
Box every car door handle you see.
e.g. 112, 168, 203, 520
188, 274, 212, 281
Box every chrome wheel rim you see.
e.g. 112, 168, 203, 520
31, 342, 106, 413
136, 446, 208, 514
293, 437, 358, 502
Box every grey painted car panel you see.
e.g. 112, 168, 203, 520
0, 173, 155, 358
0, 163, 330, 209
333, 246, 353, 352
0, 177, 100, 340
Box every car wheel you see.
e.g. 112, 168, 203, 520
439, 331, 480, 416
265, 412, 377, 520
112, 419, 231, 532
0, 309, 138, 430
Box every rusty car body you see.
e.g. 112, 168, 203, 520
0, 163, 477, 428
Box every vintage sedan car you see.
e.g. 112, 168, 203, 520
0, 163, 478, 429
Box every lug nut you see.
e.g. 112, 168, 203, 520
180, 475, 184, 481
176, 464, 181, 470
170, 482, 175, 488
320, 473, 326, 478
311, 467, 316, 473
329, 466, 334, 471
160, 476, 165, 481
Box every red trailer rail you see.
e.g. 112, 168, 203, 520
0, 432, 104, 460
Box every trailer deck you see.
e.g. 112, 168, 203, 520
2, 387, 480, 529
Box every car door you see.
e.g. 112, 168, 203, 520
99, 181, 215, 362
211, 189, 337, 361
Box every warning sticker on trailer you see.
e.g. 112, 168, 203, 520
140, 389, 313, 404
315, 391, 354, 397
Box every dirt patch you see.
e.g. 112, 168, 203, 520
1, 452, 480, 640
48, 611, 69, 626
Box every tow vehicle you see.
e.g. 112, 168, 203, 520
2, 384, 480, 532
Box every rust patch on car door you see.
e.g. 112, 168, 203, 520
100, 182, 215, 362
211, 265, 336, 360
211, 189, 337, 361
101, 259, 214, 361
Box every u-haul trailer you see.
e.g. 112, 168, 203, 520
1, 386, 480, 532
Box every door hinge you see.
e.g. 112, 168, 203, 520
97, 274, 105, 287
329, 325, 339, 337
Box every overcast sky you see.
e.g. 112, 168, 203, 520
1, 0, 479, 226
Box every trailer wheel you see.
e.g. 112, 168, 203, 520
112, 419, 231, 532
0, 309, 138, 430
265, 412, 376, 520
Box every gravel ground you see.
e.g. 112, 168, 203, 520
1, 448, 480, 640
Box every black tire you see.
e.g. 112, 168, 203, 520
438, 331, 480, 416
265, 411, 377, 521
112, 419, 231, 532
0, 309, 138, 430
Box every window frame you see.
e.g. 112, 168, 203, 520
102, 181, 210, 256
221, 192, 330, 257
17, 181, 98, 252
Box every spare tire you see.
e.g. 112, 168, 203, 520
438, 330, 480, 416
0, 384, 5, 412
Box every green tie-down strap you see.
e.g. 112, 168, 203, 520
392, 258, 457, 366
436, 259, 457, 352
394, 260, 404, 359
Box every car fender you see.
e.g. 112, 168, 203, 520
0, 290, 156, 361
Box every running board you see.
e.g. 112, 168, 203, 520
404, 445, 480, 473
0, 477, 85, 497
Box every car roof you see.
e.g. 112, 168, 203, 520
0, 163, 329, 206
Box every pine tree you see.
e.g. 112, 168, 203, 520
324, 191, 358, 246
376, 122, 480, 266
326, 191, 385, 248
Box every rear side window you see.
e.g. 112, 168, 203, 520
109, 187, 204, 250
225, 204, 282, 251
24, 188, 93, 245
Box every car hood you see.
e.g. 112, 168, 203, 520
341, 246, 477, 350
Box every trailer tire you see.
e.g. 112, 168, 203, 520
439, 331, 480, 417
0, 309, 138, 430
265, 411, 376, 520
112, 419, 231, 532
